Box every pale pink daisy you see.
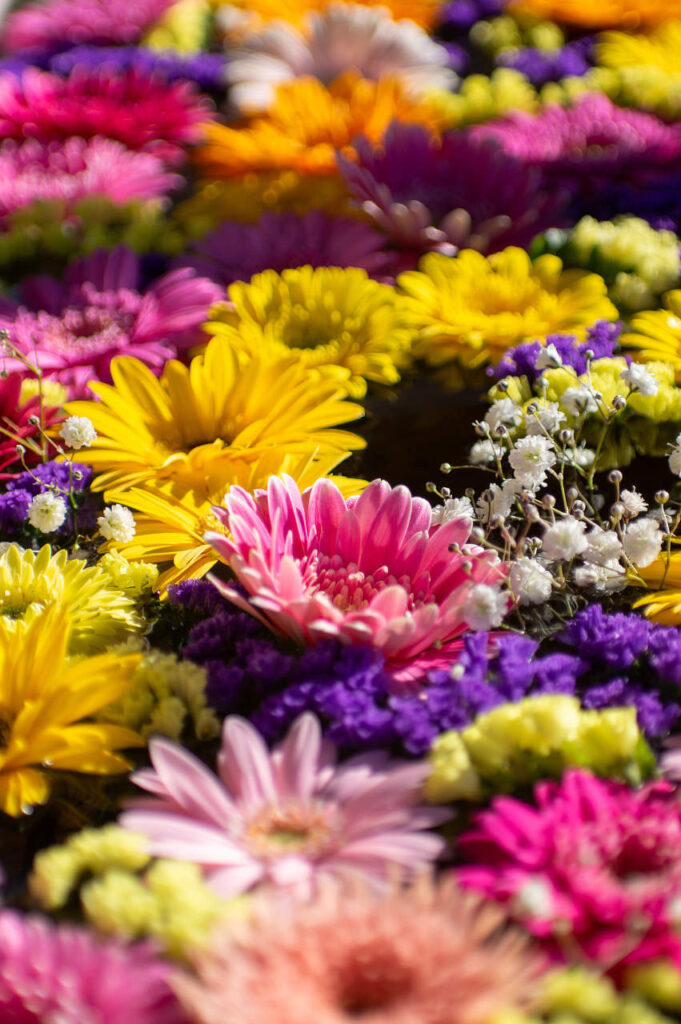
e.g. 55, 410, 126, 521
206, 475, 508, 685
2, 0, 175, 54
120, 713, 446, 899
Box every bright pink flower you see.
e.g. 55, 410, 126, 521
0, 68, 212, 164
0, 372, 62, 480
2, 0, 175, 54
0, 137, 181, 221
120, 713, 445, 899
0, 910, 187, 1024
206, 476, 508, 685
457, 769, 681, 975
0, 246, 223, 397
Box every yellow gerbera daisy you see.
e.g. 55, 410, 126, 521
508, 0, 681, 29
398, 248, 618, 368
193, 72, 444, 180
205, 267, 412, 398
0, 604, 143, 817
633, 549, 681, 624
0, 544, 147, 654
211, 0, 441, 33
102, 450, 367, 591
621, 291, 681, 382
65, 336, 365, 494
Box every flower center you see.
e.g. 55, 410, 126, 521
309, 554, 418, 612
244, 802, 338, 858
335, 945, 413, 1017
13, 288, 141, 363
279, 301, 362, 352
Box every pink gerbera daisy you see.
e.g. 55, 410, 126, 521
0, 910, 187, 1024
172, 876, 544, 1024
2, 0, 175, 54
0, 246, 223, 397
0, 372, 62, 480
457, 769, 681, 975
0, 68, 213, 165
206, 475, 509, 685
0, 137, 181, 221
120, 712, 446, 899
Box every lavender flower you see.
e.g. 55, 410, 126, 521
0, 460, 98, 536
48, 46, 228, 91
490, 320, 621, 381
498, 38, 594, 87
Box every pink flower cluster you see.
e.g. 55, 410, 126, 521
2, 0, 175, 53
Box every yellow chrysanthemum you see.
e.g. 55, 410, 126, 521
622, 292, 681, 382
634, 548, 681, 624
508, 0, 681, 29
398, 248, 617, 368
431, 69, 540, 130
102, 450, 366, 590
206, 267, 412, 398
0, 544, 147, 654
65, 336, 365, 494
211, 0, 441, 32
194, 72, 444, 180
0, 605, 143, 817
599, 21, 681, 74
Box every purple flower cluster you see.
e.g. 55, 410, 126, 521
436, 0, 505, 33
169, 583, 681, 755
498, 39, 594, 87
0, 459, 99, 535
48, 47, 228, 92
490, 319, 621, 382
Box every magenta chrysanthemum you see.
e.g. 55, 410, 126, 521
457, 769, 681, 975
206, 475, 509, 684
0, 246, 223, 397
179, 211, 396, 285
2, 0, 175, 54
0, 137, 181, 220
0, 68, 213, 164
339, 123, 565, 266
120, 713, 445, 898
0, 910, 187, 1024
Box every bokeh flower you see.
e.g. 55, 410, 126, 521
206, 475, 508, 682
398, 248, 617, 368
598, 21, 681, 75
65, 336, 365, 493
121, 713, 444, 897
2, 0, 176, 54
194, 72, 444, 180
226, 3, 455, 113
340, 123, 565, 264
215, 0, 442, 33
458, 769, 681, 973
205, 266, 412, 396
0, 68, 213, 164
0, 910, 186, 1022
172, 875, 542, 1024
0, 604, 143, 816
0, 245, 223, 398
47, 45, 228, 90
0, 372, 62, 480
507, 0, 681, 29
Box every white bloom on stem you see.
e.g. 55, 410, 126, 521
620, 362, 658, 397
27, 492, 67, 533
542, 516, 588, 561
669, 433, 681, 476
534, 344, 563, 370
623, 517, 663, 568
475, 479, 521, 524
509, 557, 552, 605
572, 562, 626, 592
98, 505, 137, 543
484, 397, 522, 432
59, 415, 97, 450
430, 496, 475, 527
525, 401, 565, 436
561, 385, 599, 417
620, 489, 648, 516
583, 527, 623, 567
508, 435, 555, 488
469, 439, 498, 465
465, 584, 508, 630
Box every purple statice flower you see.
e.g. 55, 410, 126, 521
559, 602, 651, 669
48, 46, 228, 92
436, 0, 506, 34
1, 460, 99, 536
339, 123, 566, 268
490, 319, 621, 381
176, 211, 396, 285
498, 38, 594, 87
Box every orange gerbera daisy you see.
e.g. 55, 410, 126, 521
508, 0, 681, 29
212, 0, 441, 33
194, 72, 444, 180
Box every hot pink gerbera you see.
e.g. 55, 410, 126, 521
173, 877, 543, 1024
206, 476, 509, 685
0, 246, 223, 397
120, 712, 446, 899
2, 0, 175, 54
0, 372, 62, 480
457, 769, 681, 975
0, 137, 181, 221
0, 68, 212, 164
0, 910, 187, 1024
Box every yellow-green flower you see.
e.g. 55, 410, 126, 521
399, 248, 616, 369
205, 267, 412, 397
0, 544, 148, 654
429, 69, 540, 128
593, 23, 681, 119
142, 0, 210, 52
622, 292, 681, 382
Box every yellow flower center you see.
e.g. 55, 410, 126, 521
244, 802, 338, 857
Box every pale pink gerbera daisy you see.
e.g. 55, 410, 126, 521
173, 876, 544, 1024
120, 712, 446, 899
457, 769, 681, 975
0, 137, 181, 222
2, 0, 175, 54
0, 910, 187, 1024
206, 475, 509, 685
0, 246, 223, 397
0, 68, 212, 164
227, 2, 456, 113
